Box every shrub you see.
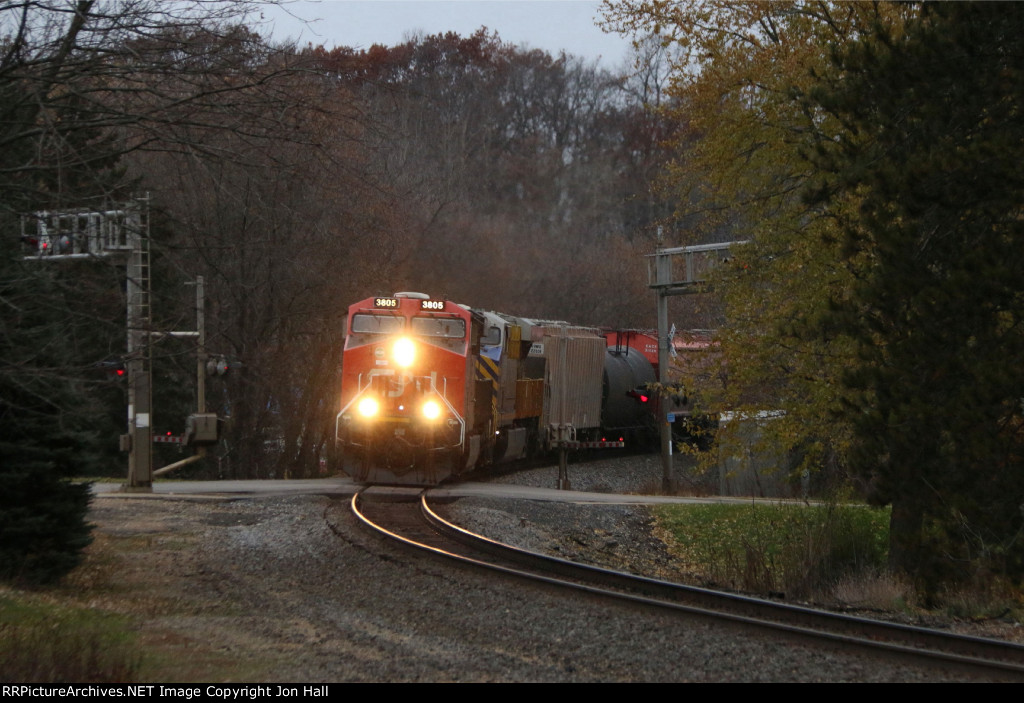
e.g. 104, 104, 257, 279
654, 502, 890, 599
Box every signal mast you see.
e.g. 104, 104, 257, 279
22, 198, 216, 491
648, 238, 747, 493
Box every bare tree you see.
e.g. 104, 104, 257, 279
311, 32, 667, 324
126, 53, 406, 478
0, 1, 333, 578
0, 1, 301, 212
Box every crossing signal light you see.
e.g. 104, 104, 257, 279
206, 356, 230, 376
94, 358, 126, 381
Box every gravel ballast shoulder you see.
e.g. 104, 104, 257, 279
77, 456, 1014, 682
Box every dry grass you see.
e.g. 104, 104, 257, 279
829, 571, 913, 611
938, 578, 1024, 622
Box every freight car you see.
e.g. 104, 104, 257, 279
335, 292, 673, 485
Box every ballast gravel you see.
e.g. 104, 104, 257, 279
83, 456, 1008, 682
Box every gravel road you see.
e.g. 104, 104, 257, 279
82, 456, 1010, 682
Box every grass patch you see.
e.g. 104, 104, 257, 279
831, 571, 914, 612
938, 580, 1024, 622
654, 501, 890, 599
0, 588, 141, 683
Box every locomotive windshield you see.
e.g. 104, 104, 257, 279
351, 313, 404, 335
411, 316, 466, 339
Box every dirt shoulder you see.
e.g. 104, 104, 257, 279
68, 495, 313, 681
35, 490, 1024, 682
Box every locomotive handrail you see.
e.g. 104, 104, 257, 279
428, 373, 465, 446
335, 373, 375, 441
337, 369, 398, 418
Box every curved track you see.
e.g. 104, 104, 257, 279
350, 490, 1024, 680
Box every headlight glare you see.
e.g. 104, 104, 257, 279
357, 397, 379, 418
393, 337, 415, 368
422, 399, 442, 420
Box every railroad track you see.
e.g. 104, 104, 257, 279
350, 490, 1024, 681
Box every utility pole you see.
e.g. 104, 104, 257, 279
124, 204, 153, 491
152, 276, 214, 478
653, 246, 674, 494
556, 324, 570, 490
196, 276, 206, 413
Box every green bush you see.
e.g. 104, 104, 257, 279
654, 502, 890, 598
0, 461, 93, 585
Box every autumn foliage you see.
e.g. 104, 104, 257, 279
603, 0, 1024, 586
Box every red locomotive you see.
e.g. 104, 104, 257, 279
336, 292, 698, 485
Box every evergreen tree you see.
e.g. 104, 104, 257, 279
806, 3, 1024, 586
0, 248, 98, 585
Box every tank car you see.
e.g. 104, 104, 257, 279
605, 328, 717, 445
336, 293, 665, 485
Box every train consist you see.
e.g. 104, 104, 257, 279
335, 292, 692, 485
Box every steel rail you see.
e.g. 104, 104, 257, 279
349, 491, 1024, 680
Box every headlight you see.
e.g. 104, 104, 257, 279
422, 399, 441, 420
357, 397, 379, 418
393, 337, 415, 368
